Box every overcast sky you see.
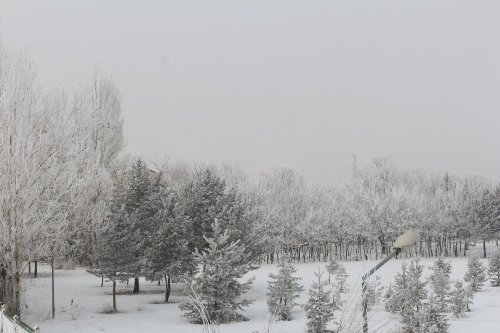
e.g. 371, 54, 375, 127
1, 0, 499, 185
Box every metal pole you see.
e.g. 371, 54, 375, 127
362, 250, 399, 333
51, 260, 55, 319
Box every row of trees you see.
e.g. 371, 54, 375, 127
0, 39, 124, 315
386, 253, 500, 333
247, 158, 500, 263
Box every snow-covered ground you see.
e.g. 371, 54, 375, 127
22, 246, 500, 333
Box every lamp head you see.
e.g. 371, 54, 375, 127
393, 230, 420, 253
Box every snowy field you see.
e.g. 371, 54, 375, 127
22, 247, 500, 333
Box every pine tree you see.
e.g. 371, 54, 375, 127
179, 220, 254, 324
325, 259, 339, 283
144, 190, 193, 303
464, 283, 474, 312
488, 250, 500, 287
430, 257, 452, 279
464, 257, 486, 292
303, 269, 336, 333
94, 185, 143, 312
119, 159, 154, 294
405, 258, 427, 329
182, 169, 226, 253
365, 275, 384, 310
420, 295, 449, 333
429, 269, 451, 312
385, 263, 409, 314
385, 259, 427, 332
450, 280, 467, 318
266, 255, 304, 320
335, 264, 349, 293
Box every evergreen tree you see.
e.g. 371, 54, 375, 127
429, 269, 451, 312
488, 250, 500, 287
450, 280, 467, 318
303, 269, 336, 333
464, 283, 475, 312
365, 275, 384, 310
94, 185, 143, 312
385, 259, 427, 332
113, 159, 154, 294
420, 295, 449, 333
124, 159, 152, 216
430, 257, 452, 279
464, 257, 486, 292
182, 169, 226, 253
325, 258, 339, 283
179, 220, 254, 324
335, 264, 349, 293
218, 187, 265, 264
266, 255, 304, 320
144, 190, 193, 302
385, 263, 409, 314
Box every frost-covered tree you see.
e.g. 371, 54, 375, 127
488, 250, 500, 287
0, 40, 123, 315
303, 269, 336, 333
385, 259, 427, 332
144, 189, 193, 302
335, 264, 349, 293
472, 189, 498, 258
179, 220, 254, 324
430, 257, 452, 279
123, 159, 153, 293
464, 257, 487, 292
94, 185, 143, 312
429, 269, 451, 312
266, 255, 303, 320
325, 259, 339, 283
420, 295, 449, 333
182, 169, 226, 253
450, 280, 468, 318
365, 275, 384, 310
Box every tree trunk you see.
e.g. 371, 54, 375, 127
133, 277, 139, 294
101, 275, 104, 287
34, 260, 38, 278
5, 273, 21, 316
113, 280, 117, 312
51, 261, 55, 319
165, 275, 171, 303
483, 240, 487, 258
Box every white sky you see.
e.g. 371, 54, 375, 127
1, 0, 499, 185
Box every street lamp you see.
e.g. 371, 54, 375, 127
362, 230, 420, 333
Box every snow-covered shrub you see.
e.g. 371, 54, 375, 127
429, 268, 451, 312
266, 255, 303, 321
420, 295, 449, 333
464, 257, 486, 292
385, 259, 427, 331
335, 265, 349, 293
325, 259, 340, 283
364, 275, 384, 310
430, 257, 452, 278
488, 250, 500, 287
304, 269, 336, 333
450, 280, 468, 318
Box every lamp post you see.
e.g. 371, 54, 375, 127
362, 230, 420, 333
